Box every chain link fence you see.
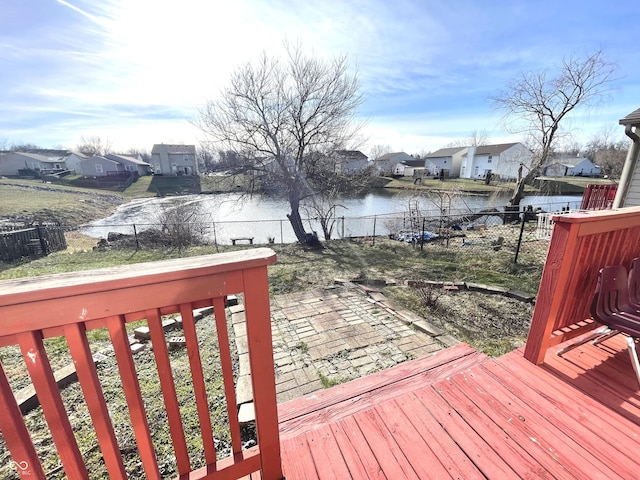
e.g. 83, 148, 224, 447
1, 208, 552, 265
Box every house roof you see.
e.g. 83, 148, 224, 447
425, 147, 466, 158
377, 152, 410, 161
105, 153, 151, 166
335, 150, 368, 160
399, 159, 425, 167
620, 108, 640, 127
151, 144, 196, 155
8, 152, 58, 163
474, 143, 519, 155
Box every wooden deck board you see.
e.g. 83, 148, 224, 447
279, 339, 640, 479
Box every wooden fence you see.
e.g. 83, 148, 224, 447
0, 225, 67, 262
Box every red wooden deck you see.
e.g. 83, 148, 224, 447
277, 336, 640, 479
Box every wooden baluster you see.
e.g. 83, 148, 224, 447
213, 296, 242, 455
107, 315, 161, 480
146, 308, 191, 475
243, 266, 283, 480
18, 331, 89, 479
65, 323, 128, 478
0, 361, 46, 478
180, 302, 217, 464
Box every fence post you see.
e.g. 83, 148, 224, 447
280, 220, 284, 245
372, 216, 377, 246
36, 225, 48, 255
341, 216, 345, 239
133, 224, 140, 251
514, 210, 526, 264
420, 218, 425, 251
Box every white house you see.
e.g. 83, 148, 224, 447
0, 151, 66, 176
567, 158, 601, 177
423, 147, 467, 177
374, 152, 413, 175
543, 157, 601, 177
460, 143, 533, 180
151, 144, 198, 176
393, 159, 425, 177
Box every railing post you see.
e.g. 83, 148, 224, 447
243, 265, 283, 480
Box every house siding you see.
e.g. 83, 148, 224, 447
80, 157, 122, 177
151, 144, 198, 176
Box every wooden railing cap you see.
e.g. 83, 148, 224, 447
552, 205, 640, 224
0, 248, 277, 306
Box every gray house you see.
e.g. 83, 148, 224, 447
374, 152, 412, 175
151, 144, 198, 176
80, 156, 123, 177
0, 151, 66, 176
105, 153, 151, 176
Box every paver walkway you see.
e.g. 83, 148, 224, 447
233, 282, 458, 412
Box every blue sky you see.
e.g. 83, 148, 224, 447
1, 0, 638, 156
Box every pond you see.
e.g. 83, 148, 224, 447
81, 190, 582, 244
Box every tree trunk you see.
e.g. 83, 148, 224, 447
286, 188, 320, 246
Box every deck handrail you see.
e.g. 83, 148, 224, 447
524, 206, 640, 364
0, 248, 283, 479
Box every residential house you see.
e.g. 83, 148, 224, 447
105, 153, 151, 176
0, 151, 67, 177
374, 152, 412, 175
567, 158, 601, 177
543, 157, 601, 177
392, 159, 426, 177
614, 108, 640, 207
329, 150, 369, 174
423, 147, 467, 177
63, 152, 89, 174
460, 143, 533, 180
80, 156, 124, 177
151, 144, 198, 176
543, 162, 574, 177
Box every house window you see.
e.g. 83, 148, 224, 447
125, 165, 135, 172
488, 155, 492, 164
95, 164, 103, 173
154, 164, 161, 174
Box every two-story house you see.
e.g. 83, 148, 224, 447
423, 147, 467, 177
151, 144, 198, 176
460, 143, 533, 180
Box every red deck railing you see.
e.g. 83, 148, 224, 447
524, 206, 640, 364
0, 249, 283, 479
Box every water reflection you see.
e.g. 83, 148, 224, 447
81, 191, 582, 244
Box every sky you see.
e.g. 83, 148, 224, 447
1, 0, 639, 157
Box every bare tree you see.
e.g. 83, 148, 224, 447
492, 50, 617, 206
77, 135, 112, 157
125, 147, 151, 162
197, 44, 363, 244
369, 144, 392, 160
446, 130, 489, 148
585, 125, 628, 179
